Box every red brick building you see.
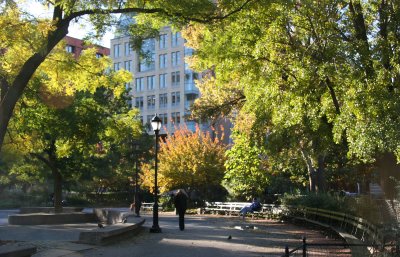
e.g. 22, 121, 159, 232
65, 36, 110, 58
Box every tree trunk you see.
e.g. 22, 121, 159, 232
0, 16, 70, 153
301, 148, 317, 192
31, 139, 64, 212
301, 149, 326, 193
52, 167, 63, 213
315, 154, 326, 192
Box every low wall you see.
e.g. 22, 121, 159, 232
8, 208, 134, 226
8, 212, 97, 225
19, 207, 84, 214
79, 219, 145, 245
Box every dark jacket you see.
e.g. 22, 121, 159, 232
250, 201, 262, 212
174, 191, 188, 214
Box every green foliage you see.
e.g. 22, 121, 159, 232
224, 131, 270, 200
176, 0, 400, 193
2, 42, 144, 205
0, 190, 49, 209
280, 193, 350, 212
280, 193, 381, 224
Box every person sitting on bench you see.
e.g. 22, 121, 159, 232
240, 198, 262, 219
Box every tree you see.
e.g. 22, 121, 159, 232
5, 41, 142, 210
224, 130, 270, 200
0, 0, 254, 153
141, 125, 226, 201
181, 0, 400, 192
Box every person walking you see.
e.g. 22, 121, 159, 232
134, 191, 142, 217
174, 189, 188, 231
130, 191, 143, 217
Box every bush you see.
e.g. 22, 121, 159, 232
279, 193, 351, 212
279, 193, 383, 225
0, 189, 50, 209
65, 194, 91, 207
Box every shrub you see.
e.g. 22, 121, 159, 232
280, 193, 351, 212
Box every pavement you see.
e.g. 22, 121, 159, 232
0, 211, 350, 257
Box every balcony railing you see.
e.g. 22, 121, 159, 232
184, 82, 199, 94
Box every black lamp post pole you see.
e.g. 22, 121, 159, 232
135, 158, 139, 194
134, 144, 139, 196
150, 129, 161, 233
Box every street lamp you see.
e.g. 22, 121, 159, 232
150, 114, 162, 233
133, 142, 140, 217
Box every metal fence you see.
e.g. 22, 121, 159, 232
281, 237, 399, 257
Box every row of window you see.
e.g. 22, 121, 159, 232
139, 112, 181, 127
134, 92, 181, 109
131, 71, 198, 92
113, 32, 181, 58
114, 51, 182, 73
66, 45, 104, 58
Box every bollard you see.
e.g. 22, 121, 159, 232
302, 236, 306, 257
284, 245, 289, 257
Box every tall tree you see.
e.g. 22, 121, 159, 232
6, 42, 140, 211
182, 0, 400, 192
0, 0, 254, 153
141, 126, 226, 201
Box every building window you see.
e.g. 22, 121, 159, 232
172, 31, 181, 47
124, 60, 132, 72
125, 42, 133, 56
171, 92, 180, 106
146, 115, 153, 131
138, 38, 155, 72
159, 54, 167, 69
159, 93, 168, 108
125, 82, 132, 92
135, 96, 144, 110
184, 71, 199, 90
139, 116, 143, 125
135, 77, 144, 92
114, 62, 121, 71
159, 34, 168, 49
184, 47, 194, 57
113, 44, 120, 58
147, 75, 155, 90
171, 112, 181, 124
159, 113, 168, 125
171, 51, 181, 67
171, 71, 180, 87
159, 73, 167, 89
66, 45, 75, 53
147, 95, 156, 109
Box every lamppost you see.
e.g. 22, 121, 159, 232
133, 142, 140, 215
150, 114, 162, 233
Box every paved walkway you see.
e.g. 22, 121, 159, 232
0, 212, 350, 257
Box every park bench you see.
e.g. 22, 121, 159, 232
201, 202, 281, 219
140, 202, 164, 212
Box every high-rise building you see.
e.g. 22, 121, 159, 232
110, 26, 202, 135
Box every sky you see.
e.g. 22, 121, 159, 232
20, 1, 114, 48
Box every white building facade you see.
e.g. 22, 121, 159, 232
111, 26, 201, 134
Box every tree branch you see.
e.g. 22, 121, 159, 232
325, 77, 340, 114
64, 0, 256, 24
348, 0, 374, 77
